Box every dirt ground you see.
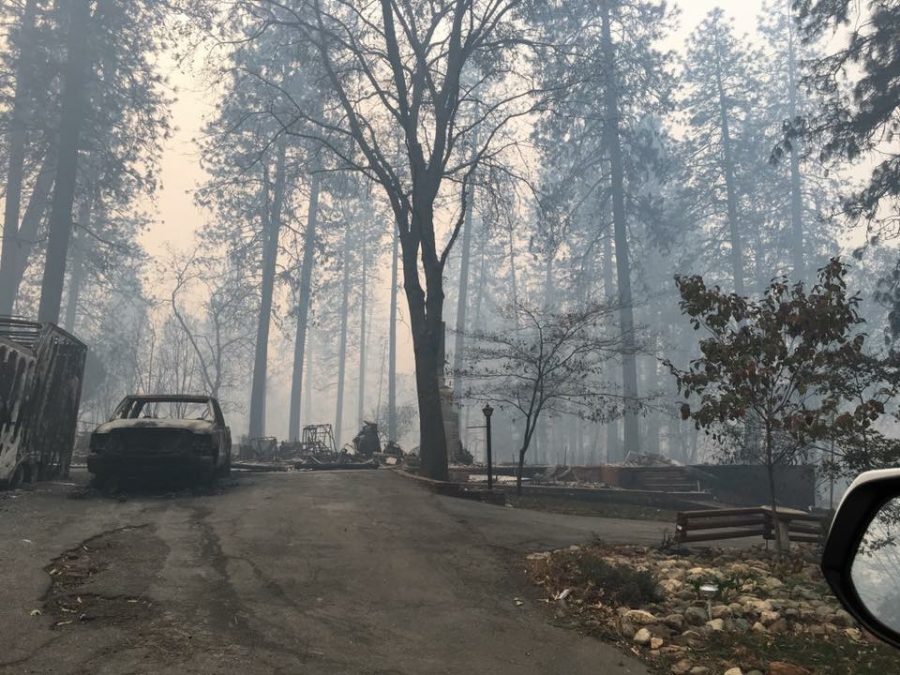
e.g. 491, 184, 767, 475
0, 468, 655, 674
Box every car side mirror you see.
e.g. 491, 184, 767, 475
822, 468, 900, 649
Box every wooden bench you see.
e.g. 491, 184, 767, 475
761, 507, 828, 545
675, 506, 828, 546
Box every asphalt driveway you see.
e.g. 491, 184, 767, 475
0, 469, 650, 674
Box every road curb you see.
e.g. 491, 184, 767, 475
393, 468, 507, 505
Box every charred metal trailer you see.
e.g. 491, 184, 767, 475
0, 317, 87, 488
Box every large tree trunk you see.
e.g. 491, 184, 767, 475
357, 233, 367, 427
644, 374, 661, 455
714, 36, 745, 297
408, 310, 447, 480
63, 197, 92, 332
0, 0, 39, 315
542, 254, 555, 310
463, 222, 492, 438
302, 327, 314, 425
387, 227, 399, 441
63, 246, 84, 332
601, 231, 620, 463
601, 1, 640, 459
472, 223, 490, 327
789, 142, 804, 282
288, 170, 321, 442
451, 184, 475, 437
786, 9, 804, 282
644, 316, 662, 455
400, 204, 448, 481
37, 0, 91, 324
566, 417, 577, 465
689, 425, 700, 464
507, 220, 519, 310
535, 254, 555, 463
7, 154, 55, 308
670, 417, 686, 464
575, 417, 584, 464
334, 223, 351, 450
248, 139, 286, 439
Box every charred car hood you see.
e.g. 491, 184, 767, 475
94, 419, 215, 434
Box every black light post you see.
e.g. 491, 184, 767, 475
482, 403, 494, 490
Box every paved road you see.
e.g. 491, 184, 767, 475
0, 469, 651, 674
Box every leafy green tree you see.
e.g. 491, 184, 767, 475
814, 341, 900, 483
667, 259, 873, 548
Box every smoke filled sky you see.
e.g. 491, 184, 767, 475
141, 0, 774, 260
131, 0, 879, 442
4, 0, 888, 460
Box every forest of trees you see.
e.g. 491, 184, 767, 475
0, 0, 897, 486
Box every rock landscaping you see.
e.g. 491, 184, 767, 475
526, 542, 897, 674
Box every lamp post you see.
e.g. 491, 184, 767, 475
482, 403, 494, 490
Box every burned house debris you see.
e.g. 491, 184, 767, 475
299, 423, 337, 457
234, 422, 397, 470
290, 423, 379, 468
0, 317, 86, 488
237, 424, 338, 464
238, 436, 279, 461
352, 421, 380, 458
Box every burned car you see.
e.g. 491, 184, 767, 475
87, 394, 231, 485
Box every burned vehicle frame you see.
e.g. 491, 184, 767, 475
87, 394, 232, 485
1, 317, 86, 489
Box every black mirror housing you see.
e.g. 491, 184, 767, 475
822, 468, 900, 649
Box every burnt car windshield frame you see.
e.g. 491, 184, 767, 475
113, 395, 216, 421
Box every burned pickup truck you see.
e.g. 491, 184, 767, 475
87, 394, 231, 485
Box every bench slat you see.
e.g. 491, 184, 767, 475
678, 518, 767, 532
763, 532, 821, 543
772, 512, 828, 523
678, 507, 765, 519
677, 527, 766, 543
